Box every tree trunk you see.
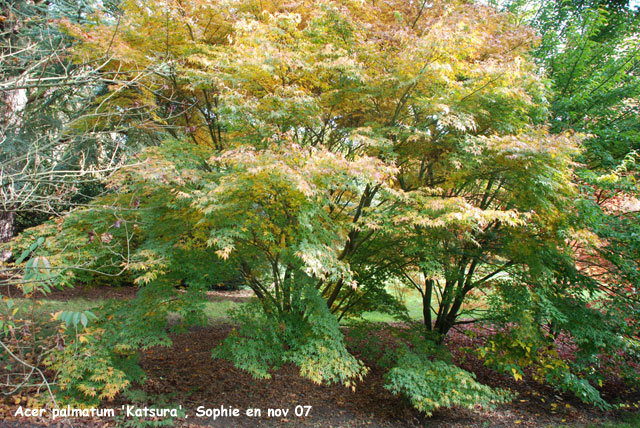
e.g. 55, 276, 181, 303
423, 278, 433, 331
0, 210, 14, 243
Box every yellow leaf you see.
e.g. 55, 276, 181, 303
512, 368, 523, 381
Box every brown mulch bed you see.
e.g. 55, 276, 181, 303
1, 285, 638, 427
4, 324, 636, 428
128, 325, 638, 427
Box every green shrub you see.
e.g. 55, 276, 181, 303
214, 286, 367, 387
385, 350, 511, 416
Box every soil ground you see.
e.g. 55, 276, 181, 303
1, 286, 638, 428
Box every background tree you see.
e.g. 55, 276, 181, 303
505, 0, 640, 291
484, 0, 640, 400
508, 0, 640, 332
0, 0, 154, 244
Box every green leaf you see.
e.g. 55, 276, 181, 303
16, 249, 31, 264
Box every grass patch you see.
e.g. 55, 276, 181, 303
358, 285, 490, 325
358, 287, 424, 323
203, 300, 241, 322
6, 297, 240, 324
7, 298, 104, 322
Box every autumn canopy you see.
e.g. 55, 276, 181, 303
2, 0, 639, 418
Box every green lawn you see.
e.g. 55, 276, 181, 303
359, 287, 424, 323
202, 299, 240, 322
359, 285, 491, 325
7, 298, 106, 322
7, 297, 240, 325
8, 283, 489, 326
8, 286, 423, 327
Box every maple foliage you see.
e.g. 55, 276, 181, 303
4, 0, 639, 414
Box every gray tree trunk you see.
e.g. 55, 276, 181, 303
0, 210, 14, 243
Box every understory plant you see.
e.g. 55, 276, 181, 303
44, 278, 207, 405
214, 285, 366, 387
348, 322, 511, 416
